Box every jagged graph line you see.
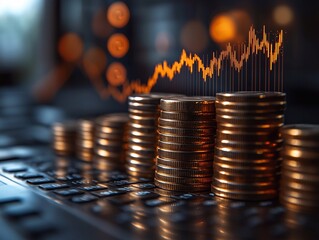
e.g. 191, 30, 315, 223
97, 26, 283, 101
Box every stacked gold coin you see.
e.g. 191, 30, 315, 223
126, 93, 183, 178
52, 121, 77, 156
155, 96, 216, 192
94, 113, 129, 171
280, 124, 319, 213
212, 92, 286, 200
76, 119, 95, 162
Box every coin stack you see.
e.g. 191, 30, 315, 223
280, 124, 319, 213
212, 92, 286, 200
94, 113, 129, 171
76, 119, 95, 162
155, 96, 216, 192
52, 121, 77, 156
126, 93, 183, 178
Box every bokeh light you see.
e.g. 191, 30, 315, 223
106, 62, 127, 87
209, 10, 252, 44
107, 1, 130, 28
273, 5, 294, 26
83, 47, 107, 78
58, 33, 83, 62
209, 15, 236, 43
155, 32, 171, 55
180, 20, 208, 53
107, 33, 129, 58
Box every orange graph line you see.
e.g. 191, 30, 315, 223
100, 26, 283, 100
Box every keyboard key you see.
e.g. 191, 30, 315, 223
114, 186, 133, 193
3, 206, 40, 220
79, 184, 107, 192
3, 166, 28, 173
131, 191, 159, 200
92, 190, 125, 198
56, 174, 82, 181
54, 189, 84, 197
15, 172, 43, 179
70, 194, 98, 204
39, 183, 69, 191
131, 183, 156, 189
107, 195, 135, 206
20, 218, 56, 238
171, 193, 197, 201
144, 197, 176, 207
27, 178, 55, 185
0, 197, 22, 206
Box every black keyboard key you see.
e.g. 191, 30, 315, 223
70, 194, 98, 204
0, 197, 22, 206
92, 190, 125, 198
114, 186, 133, 193
39, 183, 69, 191
144, 197, 176, 207
3, 206, 40, 220
56, 174, 82, 181
171, 193, 197, 201
20, 219, 56, 238
131, 183, 156, 189
15, 172, 43, 179
79, 184, 107, 192
131, 191, 159, 200
107, 195, 135, 206
27, 178, 55, 185
3, 166, 28, 173
54, 189, 84, 197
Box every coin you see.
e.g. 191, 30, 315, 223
216, 92, 286, 102
158, 125, 216, 136
154, 178, 210, 192
157, 147, 213, 160
160, 110, 215, 121
156, 164, 213, 177
156, 157, 213, 168
160, 96, 215, 112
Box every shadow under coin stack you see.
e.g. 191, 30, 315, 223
52, 121, 77, 156
126, 93, 182, 178
212, 92, 286, 200
155, 96, 216, 193
76, 120, 95, 162
280, 124, 319, 213
94, 114, 129, 171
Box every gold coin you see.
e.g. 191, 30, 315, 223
160, 96, 215, 112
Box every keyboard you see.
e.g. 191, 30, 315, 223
0, 90, 318, 240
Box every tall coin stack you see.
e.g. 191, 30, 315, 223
52, 121, 77, 156
94, 114, 129, 171
212, 92, 286, 200
280, 124, 319, 213
76, 120, 95, 162
126, 93, 183, 178
155, 96, 216, 192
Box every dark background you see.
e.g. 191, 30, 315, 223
0, 0, 318, 123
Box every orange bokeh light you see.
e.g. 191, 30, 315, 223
107, 33, 129, 58
209, 15, 236, 43
58, 33, 83, 62
106, 62, 127, 87
107, 1, 130, 28
83, 47, 107, 78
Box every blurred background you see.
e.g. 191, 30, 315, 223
0, 0, 318, 123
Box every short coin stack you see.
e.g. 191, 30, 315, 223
280, 124, 319, 213
76, 120, 95, 162
212, 92, 286, 200
94, 113, 129, 171
155, 96, 216, 192
52, 121, 77, 156
126, 93, 182, 178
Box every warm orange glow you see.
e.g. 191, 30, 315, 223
58, 33, 83, 62
83, 47, 107, 78
106, 62, 127, 87
273, 5, 294, 26
155, 32, 171, 54
107, 1, 130, 28
210, 15, 236, 43
180, 20, 208, 53
107, 33, 129, 58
